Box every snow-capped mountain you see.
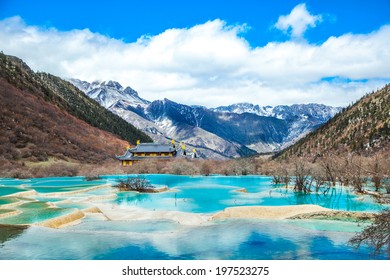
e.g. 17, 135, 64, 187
69, 79, 342, 158
213, 102, 341, 122
69, 79, 150, 109
212, 102, 342, 149
212, 103, 274, 117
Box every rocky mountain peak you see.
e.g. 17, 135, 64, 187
123, 86, 139, 97
101, 80, 123, 90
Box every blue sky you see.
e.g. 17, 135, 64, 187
0, 0, 389, 106
2, 0, 389, 45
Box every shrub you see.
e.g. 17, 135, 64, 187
114, 175, 156, 193
31, 163, 78, 177
200, 161, 212, 176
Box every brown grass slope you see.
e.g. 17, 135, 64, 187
0, 53, 152, 176
0, 76, 129, 169
278, 84, 390, 159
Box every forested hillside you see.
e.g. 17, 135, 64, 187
279, 84, 390, 159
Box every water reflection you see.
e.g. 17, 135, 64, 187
268, 184, 382, 212
0, 219, 386, 260
0, 224, 28, 247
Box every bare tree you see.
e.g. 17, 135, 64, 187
114, 175, 155, 193
293, 161, 313, 193
311, 166, 327, 193
320, 156, 339, 186
349, 209, 390, 259
271, 174, 283, 184
368, 157, 385, 192
272, 167, 291, 187
346, 155, 367, 193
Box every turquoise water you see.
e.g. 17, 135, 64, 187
0, 176, 110, 193
0, 174, 384, 213
0, 175, 388, 260
0, 186, 29, 196
0, 197, 19, 206
0, 203, 74, 225
110, 175, 383, 213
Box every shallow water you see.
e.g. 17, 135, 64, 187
0, 174, 384, 213
111, 175, 384, 213
0, 186, 29, 196
0, 201, 74, 225
0, 219, 385, 260
0, 197, 19, 206
0, 175, 388, 260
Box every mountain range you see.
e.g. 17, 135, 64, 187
70, 79, 341, 158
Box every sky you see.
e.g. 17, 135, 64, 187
0, 0, 389, 107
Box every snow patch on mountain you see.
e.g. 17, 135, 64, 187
212, 103, 341, 121
69, 78, 149, 109
212, 103, 274, 117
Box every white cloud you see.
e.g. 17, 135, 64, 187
0, 16, 389, 107
275, 3, 322, 38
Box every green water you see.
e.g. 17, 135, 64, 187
0, 209, 15, 215
0, 197, 19, 206
0, 186, 29, 196
0, 205, 73, 225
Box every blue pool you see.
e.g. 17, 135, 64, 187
110, 174, 383, 213
0, 175, 388, 260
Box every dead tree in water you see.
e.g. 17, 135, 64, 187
346, 156, 367, 193
349, 209, 390, 259
368, 157, 386, 192
320, 156, 339, 187
272, 167, 290, 187
293, 161, 313, 193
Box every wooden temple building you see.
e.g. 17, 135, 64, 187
117, 141, 197, 166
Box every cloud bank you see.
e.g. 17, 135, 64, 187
0, 5, 389, 107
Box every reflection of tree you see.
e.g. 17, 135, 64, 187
303, 235, 381, 260
273, 185, 359, 210
0, 224, 28, 246
116, 193, 152, 205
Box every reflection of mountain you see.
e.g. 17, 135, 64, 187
0, 224, 28, 245
71, 79, 341, 159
